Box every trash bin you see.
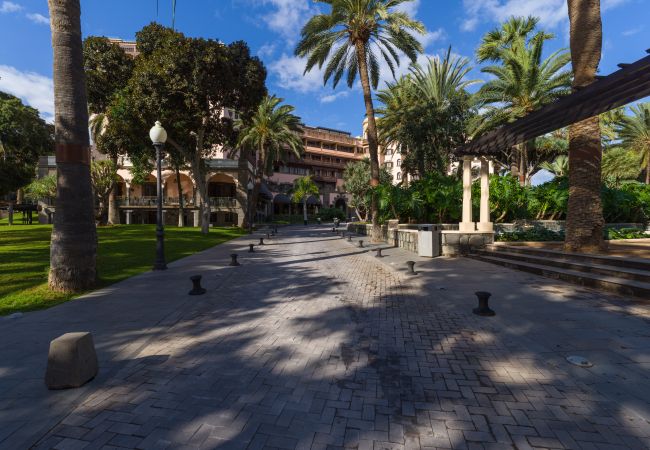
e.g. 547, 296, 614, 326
418, 224, 441, 257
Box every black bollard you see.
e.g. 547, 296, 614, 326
473, 291, 495, 316
332, 227, 336, 233
406, 261, 416, 275
358, 240, 364, 248
229, 253, 240, 267
375, 248, 383, 258
249, 244, 255, 253
189, 275, 206, 295
259, 237, 264, 245
266, 232, 271, 239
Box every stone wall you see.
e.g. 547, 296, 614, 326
346, 222, 419, 253
496, 220, 645, 233
441, 231, 494, 257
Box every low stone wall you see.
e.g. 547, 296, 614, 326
346, 222, 419, 253
496, 220, 645, 233
441, 231, 494, 257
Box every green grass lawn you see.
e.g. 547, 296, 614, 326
0, 222, 245, 315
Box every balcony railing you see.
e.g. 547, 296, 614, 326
209, 197, 237, 208
118, 197, 195, 207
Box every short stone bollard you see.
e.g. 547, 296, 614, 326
473, 291, 495, 316
347, 234, 352, 242
45, 332, 98, 390
189, 275, 206, 295
259, 237, 264, 245
375, 248, 383, 258
406, 260, 416, 275
249, 244, 255, 253
229, 253, 240, 267
358, 240, 364, 248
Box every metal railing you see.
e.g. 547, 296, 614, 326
209, 197, 237, 208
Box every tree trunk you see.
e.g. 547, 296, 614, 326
175, 166, 184, 227
354, 41, 381, 242
564, 0, 605, 253
250, 174, 262, 228
646, 155, 650, 184
303, 198, 308, 224
16, 188, 24, 204
47, 0, 97, 291
107, 154, 120, 224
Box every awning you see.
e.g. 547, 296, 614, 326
259, 182, 273, 200
306, 196, 321, 205
273, 194, 291, 204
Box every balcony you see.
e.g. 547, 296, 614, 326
209, 197, 237, 208
118, 197, 196, 207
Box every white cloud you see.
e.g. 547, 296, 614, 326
394, 0, 420, 18
269, 53, 326, 93
257, 42, 277, 59
26, 12, 49, 25
461, 0, 629, 33
254, 0, 319, 42
0, 1, 22, 13
622, 26, 643, 36
419, 27, 446, 49
320, 91, 348, 104
0, 65, 54, 121
461, 0, 568, 32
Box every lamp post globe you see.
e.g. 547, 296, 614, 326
150, 121, 168, 270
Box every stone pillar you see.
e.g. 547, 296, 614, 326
162, 210, 167, 226
193, 210, 200, 227
477, 157, 493, 232
459, 156, 475, 232
125, 210, 133, 225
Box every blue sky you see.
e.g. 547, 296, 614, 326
1, 0, 649, 136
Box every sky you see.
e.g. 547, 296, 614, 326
1, 0, 649, 138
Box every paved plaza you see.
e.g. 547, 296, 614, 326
1, 226, 650, 450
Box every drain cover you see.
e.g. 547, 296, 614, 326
566, 355, 593, 368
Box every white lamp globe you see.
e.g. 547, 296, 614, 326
149, 121, 167, 144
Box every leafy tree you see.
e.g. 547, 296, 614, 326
24, 174, 57, 202
83, 36, 135, 224
100, 24, 267, 234
565, 0, 606, 252
343, 159, 391, 221
291, 175, 320, 225
616, 103, 650, 184
296, 0, 425, 241
601, 147, 642, 186
236, 95, 303, 228
47, 0, 97, 292
377, 49, 478, 178
474, 17, 571, 185
0, 92, 53, 197
90, 160, 118, 224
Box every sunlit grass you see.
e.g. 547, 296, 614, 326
0, 223, 245, 315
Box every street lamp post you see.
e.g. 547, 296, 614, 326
247, 180, 254, 234
149, 121, 168, 271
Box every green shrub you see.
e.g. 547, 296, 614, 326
496, 226, 564, 242
317, 207, 346, 221
605, 227, 647, 240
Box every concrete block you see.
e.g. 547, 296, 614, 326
45, 332, 98, 390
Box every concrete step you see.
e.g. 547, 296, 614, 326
476, 249, 650, 283
472, 254, 650, 299
487, 244, 650, 271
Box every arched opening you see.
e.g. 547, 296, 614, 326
164, 172, 195, 206
130, 174, 157, 206
207, 173, 238, 226
335, 197, 347, 211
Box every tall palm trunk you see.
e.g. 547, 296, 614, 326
355, 41, 381, 242
564, 0, 605, 252
303, 198, 308, 225
47, 0, 97, 291
645, 155, 650, 184
107, 154, 120, 224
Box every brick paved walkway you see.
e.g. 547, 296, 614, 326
1, 226, 650, 449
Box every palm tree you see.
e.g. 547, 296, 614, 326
47, 0, 97, 291
539, 155, 569, 177
564, 0, 605, 252
295, 0, 424, 241
601, 147, 642, 186
476, 16, 552, 63
235, 95, 303, 228
292, 176, 320, 225
616, 103, 650, 184
475, 20, 572, 185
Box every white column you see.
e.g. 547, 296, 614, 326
477, 157, 494, 232
193, 210, 200, 227
125, 210, 132, 225
459, 156, 475, 232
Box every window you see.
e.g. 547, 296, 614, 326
396, 159, 401, 167
396, 172, 402, 180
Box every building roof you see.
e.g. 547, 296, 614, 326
455, 50, 650, 156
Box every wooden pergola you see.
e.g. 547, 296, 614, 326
452, 50, 650, 235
